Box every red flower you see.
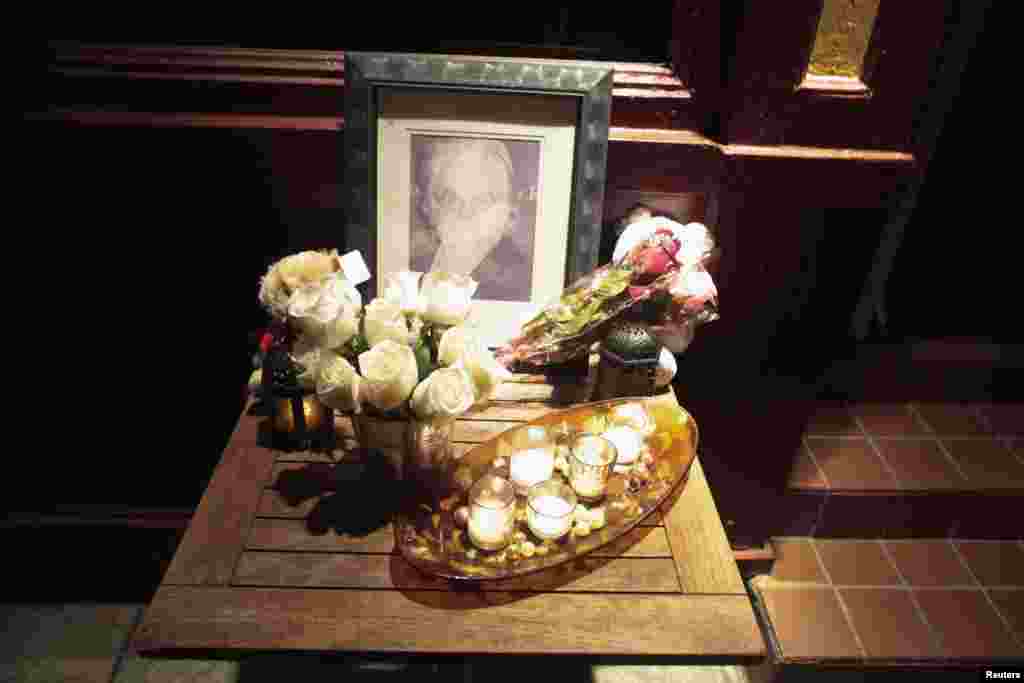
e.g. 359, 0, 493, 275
633, 245, 676, 283
259, 332, 274, 354
653, 228, 681, 257
628, 285, 654, 300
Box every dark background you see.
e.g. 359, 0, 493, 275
16, 4, 1007, 516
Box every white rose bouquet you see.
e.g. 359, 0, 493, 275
254, 253, 509, 427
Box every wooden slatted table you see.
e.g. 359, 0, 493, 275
132, 368, 765, 659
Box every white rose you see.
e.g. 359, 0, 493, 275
275, 250, 339, 294
363, 299, 411, 348
318, 275, 362, 349
611, 217, 714, 265
290, 339, 321, 393
358, 340, 419, 412
410, 366, 476, 420
316, 350, 362, 413
456, 352, 513, 405
420, 272, 478, 326
670, 268, 718, 311
675, 222, 714, 266
437, 326, 510, 404
437, 325, 486, 367
288, 283, 328, 340
258, 268, 290, 320
382, 271, 426, 315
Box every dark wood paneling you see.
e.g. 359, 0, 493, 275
725, 1, 952, 150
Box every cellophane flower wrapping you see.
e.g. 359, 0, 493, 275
495, 217, 720, 368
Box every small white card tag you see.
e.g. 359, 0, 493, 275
338, 250, 371, 286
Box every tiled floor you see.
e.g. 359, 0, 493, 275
781, 400, 1024, 539
752, 538, 1024, 664
795, 401, 1024, 492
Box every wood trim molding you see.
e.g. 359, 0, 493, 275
42, 43, 695, 132
26, 109, 343, 131
47, 43, 690, 100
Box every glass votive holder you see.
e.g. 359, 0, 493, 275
467, 473, 516, 551
526, 479, 577, 541
609, 403, 654, 435
568, 434, 618, 503
507, 425, 555, 495
601, 426, 645, 466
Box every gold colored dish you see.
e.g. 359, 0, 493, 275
393, 393, 698, 581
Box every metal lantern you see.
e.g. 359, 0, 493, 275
594, 321, 661, 400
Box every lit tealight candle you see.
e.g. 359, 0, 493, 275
610, 403, 653, 434
468, 474, 516, 551
511, 448, 555, 494
569, 435, 617, 502
527, 480, 577, 540
601, 426, 644, 466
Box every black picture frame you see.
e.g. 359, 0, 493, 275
342, 52, 613, 298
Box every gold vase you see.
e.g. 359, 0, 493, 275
352, 413, 455, 501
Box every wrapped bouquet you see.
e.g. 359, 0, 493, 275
254, 250, 510, 425
495, 216, 719, 368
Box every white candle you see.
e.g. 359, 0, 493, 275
469, 506, 514, 549
510, 448, 554, 493
602, 426, 643, 465
572, 470, 606, 500
611, 403, 652, 433
468, 474, 515, 551
527, 495, 573, 540
570, 440, 614, 500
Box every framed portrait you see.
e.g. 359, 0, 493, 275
343, 53, 613, 346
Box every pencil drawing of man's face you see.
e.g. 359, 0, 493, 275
410, 136, 538, 302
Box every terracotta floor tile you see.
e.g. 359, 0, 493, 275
813, 540, 901, 586
913, 589, 1021, 658
954, 541, 1024, 586
914, 402, 991, 436
874, 439, 966, 490
988, 589, 1024, 646
787, 445, 827, 489
756, 586, 863, 661
850, 403, 927, 436
943, 439, 1024, 490
806, 438, 899, 490
770, 539, 828, 583
883, 540, 976, 586
804, 402, 860, 436
838, 588, 939, 659
980, 403, 1024, 436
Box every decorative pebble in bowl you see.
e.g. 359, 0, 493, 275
393, 393, 698, 581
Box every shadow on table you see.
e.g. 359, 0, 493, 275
271, 446, 399, 539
